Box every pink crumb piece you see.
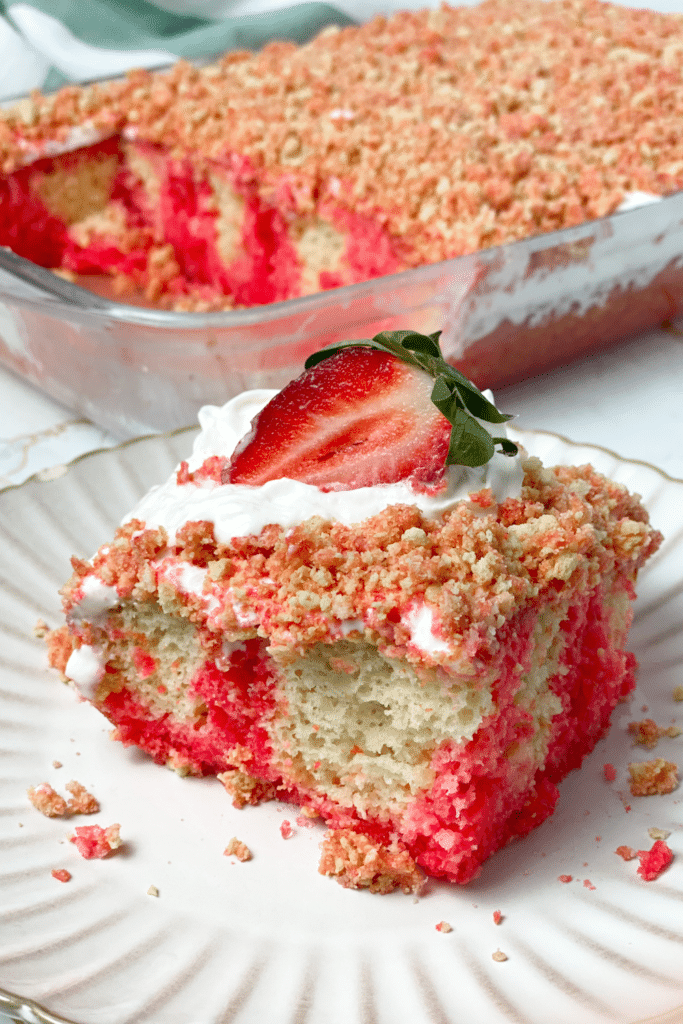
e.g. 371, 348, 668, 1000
69, 824, 121, 859
295, 815, 315, 828
558, 874, 573, 883
280, 820, 294, 839
435, 921, 453, 933
583, 879, 596, 890
493, 910, 503, 925
603, 763, 617, 782
51, 868, 71, 882
616, 845, 638, 861
637, 840, 674, 881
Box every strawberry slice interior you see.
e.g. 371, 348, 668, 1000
225, 347, 452, 491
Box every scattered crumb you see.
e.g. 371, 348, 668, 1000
280, 820, 294, 839
217, 768, 275, 809
595, 836, 602, 842
318, 828, 425, 895
147, 885, 159, 897
648, 827, 671, 841
33, 618, 49, 638
492, 949, 508, 962
224, 837, 252, 862
628, 718, 681, 749
51, 868, 71, 882
628, 759, 679, 796
493, 910, 503, 925
27, 783, 67, 818
52, 761, 63, 769
673, 686, 683, 702
435, 921, 452, 933
637, 840, 673, 881
603, 763, 616, 782
616, 845, 638, 861
558, 874, 573, 883
69, 823, 121, 859
65, 780, 99, 814
583, 879, 596, 891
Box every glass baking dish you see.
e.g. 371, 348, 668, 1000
1, 178, 683, 439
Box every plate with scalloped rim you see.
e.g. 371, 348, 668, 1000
0, 425, 682, 1024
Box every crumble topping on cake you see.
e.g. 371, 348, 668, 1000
4, 0, 683, 308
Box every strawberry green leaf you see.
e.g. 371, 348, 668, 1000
305, 329, 518, 466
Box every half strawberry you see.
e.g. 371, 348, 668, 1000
223, 330, 516, 492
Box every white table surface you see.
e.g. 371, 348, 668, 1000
0, 323, 682, 1024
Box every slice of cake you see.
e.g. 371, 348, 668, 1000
3, 0, 683, 311
48, 331, 661, 891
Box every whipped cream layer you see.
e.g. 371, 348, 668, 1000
127, 389, 525, 544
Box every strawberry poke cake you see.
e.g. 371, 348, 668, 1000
3, 0, 683, 311
48, 331, 661, 891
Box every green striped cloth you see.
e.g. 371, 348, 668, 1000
0, 0, 356, 101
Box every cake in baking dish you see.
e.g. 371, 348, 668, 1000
2, 0, 683, 311
47, 331, 662, 891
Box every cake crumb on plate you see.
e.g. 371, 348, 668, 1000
27, 783, 67, 817
51, 868, 71, 882
492, 949, 508, 962
147, 885, 159, 897
637, 840, 673, 881
648, 827, 671, 841
628, 719, 681, 749
616, 846, 638, 861
65, 780, 99, 814
69, 823, 121, 859
435, 921, 452, 933
628, 759, 679, 796
224, 837, 252, 862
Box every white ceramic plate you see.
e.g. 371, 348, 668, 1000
0, 428, 682, 1024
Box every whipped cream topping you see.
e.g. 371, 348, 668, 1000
126, 389, 525, 544
403, 603, 451, 657
65, 644, 105, 700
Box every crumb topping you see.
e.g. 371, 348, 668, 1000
5, 0, 683, 266
56, 458, 661, 666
